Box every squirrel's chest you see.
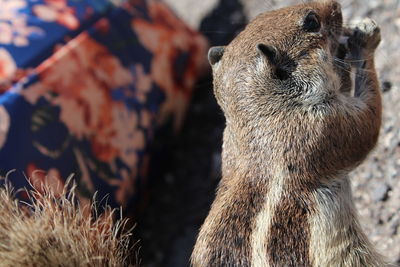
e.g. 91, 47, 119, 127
197, 182, 314, 267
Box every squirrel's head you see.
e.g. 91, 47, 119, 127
209, 1, 348, 123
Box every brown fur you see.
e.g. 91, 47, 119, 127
266, 191, 312, 266
192, 1, 390, 266
0, 178, 136, 267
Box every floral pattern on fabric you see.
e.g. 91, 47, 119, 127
0, 0, 45, 47
33, 0, 80, 30
132, 0, 208, 130
0, 0, 208, 209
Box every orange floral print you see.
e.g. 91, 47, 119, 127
33, 0, 80, 30
20, 31, 144, 168
0, 49, 17, 85
1, 0, 209, 209
132, 0, 208, 130
0, 0, 45, 46
26, 163, 65, 196
0, 106, 10, 148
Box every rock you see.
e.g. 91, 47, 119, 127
372, 183, 391, 202
382, 81, 392, 92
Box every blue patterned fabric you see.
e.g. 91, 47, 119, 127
0, 0, 208, 209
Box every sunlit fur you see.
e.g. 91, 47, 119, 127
0, 178, 136, 267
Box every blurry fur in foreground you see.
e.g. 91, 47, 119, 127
0, 176, 137, 267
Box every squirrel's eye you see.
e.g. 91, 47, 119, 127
303, 12, 321, 32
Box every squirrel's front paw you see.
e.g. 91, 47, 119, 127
347, 18, 381, 60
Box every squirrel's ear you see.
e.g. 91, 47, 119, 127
257, 43, 279, 65
257, 43, 289, 80
208, 46, 225, 66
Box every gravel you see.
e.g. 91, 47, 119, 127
135, 0, 400, 265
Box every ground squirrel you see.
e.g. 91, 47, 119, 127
192, 1, 390, 266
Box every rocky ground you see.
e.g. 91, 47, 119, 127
134, 0, 400, 266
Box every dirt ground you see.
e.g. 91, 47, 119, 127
134, 0, 400, 266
